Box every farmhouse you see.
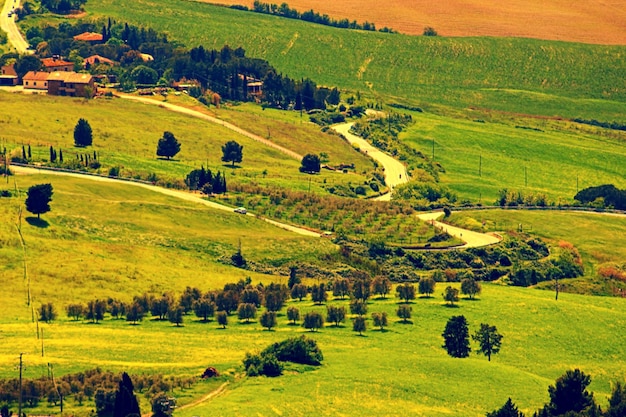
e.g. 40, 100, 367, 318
73, 32, 104, 44
41, 56, 74, 72
0, 63, 18, 86
47, 72, 95, 97
22, 71, 49, 90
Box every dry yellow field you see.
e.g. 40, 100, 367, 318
205, 0, 626, 45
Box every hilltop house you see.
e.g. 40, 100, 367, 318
22, 71, 95, 97
42, 56, 74, 72
0, 63, 18, 86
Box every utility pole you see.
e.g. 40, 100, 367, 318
18, 353, 24, 417
41, 328, 44, 357
479, 154, 482, 177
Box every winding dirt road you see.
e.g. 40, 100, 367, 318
331, 122, 408, 201
11, 165, 321, 237
0, 0, 29, 53
416, 212, 501, 249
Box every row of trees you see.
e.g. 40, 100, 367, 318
442, 315, 503, 361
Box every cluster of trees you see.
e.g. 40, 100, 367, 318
510, 241, 584, 288
243, 335, 323, 377
185, 166, 228, 194
241, 1, 395, 33
487, 369, 626, 417
497, 188, 549, 207
574, 184, 626, 211
442, 315, 503, 361
34, 0, 86, 14
572, 118, 626, 132
0, 368, 190, 415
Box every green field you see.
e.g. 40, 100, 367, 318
398, 110, 626, 202
68, 0, 626, 121
0, 91, 374, 193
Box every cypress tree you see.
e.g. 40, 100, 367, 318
28, 145, 32, 159
113, 372, 141, 417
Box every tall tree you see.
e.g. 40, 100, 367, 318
259, 311, 277, 331
74, 118, 93, 147
221, 140, 243, 167
486, 398, 525, 417
113, 372, 140, 417
25, 183, 53, 219
542, 369, 596, 416
193, 295, 215, 322
333, 278, 351, 299
472, 323, 503, 361
442, 315, 471, 358
156, 131, 181, 160
287, 266, 300, 289
461, 277, 482, 300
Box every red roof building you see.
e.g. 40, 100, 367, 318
0, 63, 18, 86
22, 71, 50, 90
47, 72, 96, 97
73, 32, 104, 43
41, 57, 74, 72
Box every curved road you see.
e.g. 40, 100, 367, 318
332, 122, 408, 201
11, 165, 321, 237
416, 212, 501, 248
1, 0, 30, 53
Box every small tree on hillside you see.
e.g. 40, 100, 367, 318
302, 311, 323, 332
333, 278, 351, 299
349, 299, 367, 317
396, 305, 412, 323
290, 283, 308, 301
286, 306, 300, 324
442, 315, 471, 358
25, 183, 53, 219
396, 283, 416, 303
311, 283, 328, 305
371, 276, 391, 299
260, 311, 277, 331
443, 286, 459, 306
472, 323, 503, 361
353, 316, 366, 336
126, 302, 145, 324
156, 131, 181, 160
300, 153, 321, 174
237, 303, 257, 323
216, 311, 228, 329
221, 140, 243, 167
326, 305, 346, 327
167, 304, 184, 327
39, 302, 57, 323
418, 277, 436, 298
486, 398, 525, 417
371, 312, 388, 331
74, 118, 93, 147
461, 276, 481, 300
539, 369, 596, 416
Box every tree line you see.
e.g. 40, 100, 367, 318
233, 1, 395, 33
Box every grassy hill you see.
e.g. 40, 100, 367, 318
0, 91, 375, 193
77, 0, 626, 120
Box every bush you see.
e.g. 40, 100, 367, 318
243, 352, 282, 377
263, 335, 324, 365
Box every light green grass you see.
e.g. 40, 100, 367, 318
0, 91, 373, 193
64, 0, 626, 120
0, 174, 335, 319
399, 111, 626, 202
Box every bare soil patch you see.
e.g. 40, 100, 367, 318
203, 0, 626, 45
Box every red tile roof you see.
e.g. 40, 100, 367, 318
42, 57, 73, 68
23, 71, 50, 81
73, 32, 104, 42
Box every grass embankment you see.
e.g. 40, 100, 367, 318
397, 110, 626, 202
0, 91, 374, 193
448, 209, 626, 293
77, 0, 626, 120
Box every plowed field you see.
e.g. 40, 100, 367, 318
204, 0, 626, 45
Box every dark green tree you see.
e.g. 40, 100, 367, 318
461, 277, 482, 300
541, 369, 596, 416
221, 140, 243, 166
418, 277, 436, 297
311, 283, 328, 305
156, 131, 181, 160
130, 65, 158, 84
15, 55, 42, 78
352, 276, 372, 301
396, 283, 416, 303
259, 310, 277, 331
74, 118, 93, 147
38, 302, 57, 323
371, 276, 391, 299
326, 305, 346, 327
397, 305, 412, 323
333, 278, 351, 299
167, 304, 184, 327
126, 302, 144, 324
179, 286, 202, 314
25, 183, 53, 219
443, 286, 460, 306
216, 311, 228, 328
486, 398, 524, 417
349, 298, 367, 317
193, 295, 215, 322
442, 315, 471, 358
286, 306, 300, 324
113, 372, 140, 417
66, 303, 84, 321
353, 316, 366, 336
290, 283, 308, 301
288, 266, 300, 288
606, 382, 626, 417
300, 153, 321, 174
241, 288, 262, 307
302, 311, 323, 332
237, 303, 257, 323
371, 312, 388, 331
472, 323, 503, 361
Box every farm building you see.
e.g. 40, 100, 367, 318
47, 72, 96, 97
0, 63, 18, 86
22, 71, 49, 90
42, 57, 74, 72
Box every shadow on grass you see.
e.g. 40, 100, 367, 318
156, 157, 178, 161
396, 320, 414, 325
355, 333, 368, 337
443, 304, 460, 308
223, 164, 241, 169
26, 217, 49, 228
396, 301, 416, 305
419, 295, 434, 299
287, 322, 300, 326
463, 297, 481, 301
